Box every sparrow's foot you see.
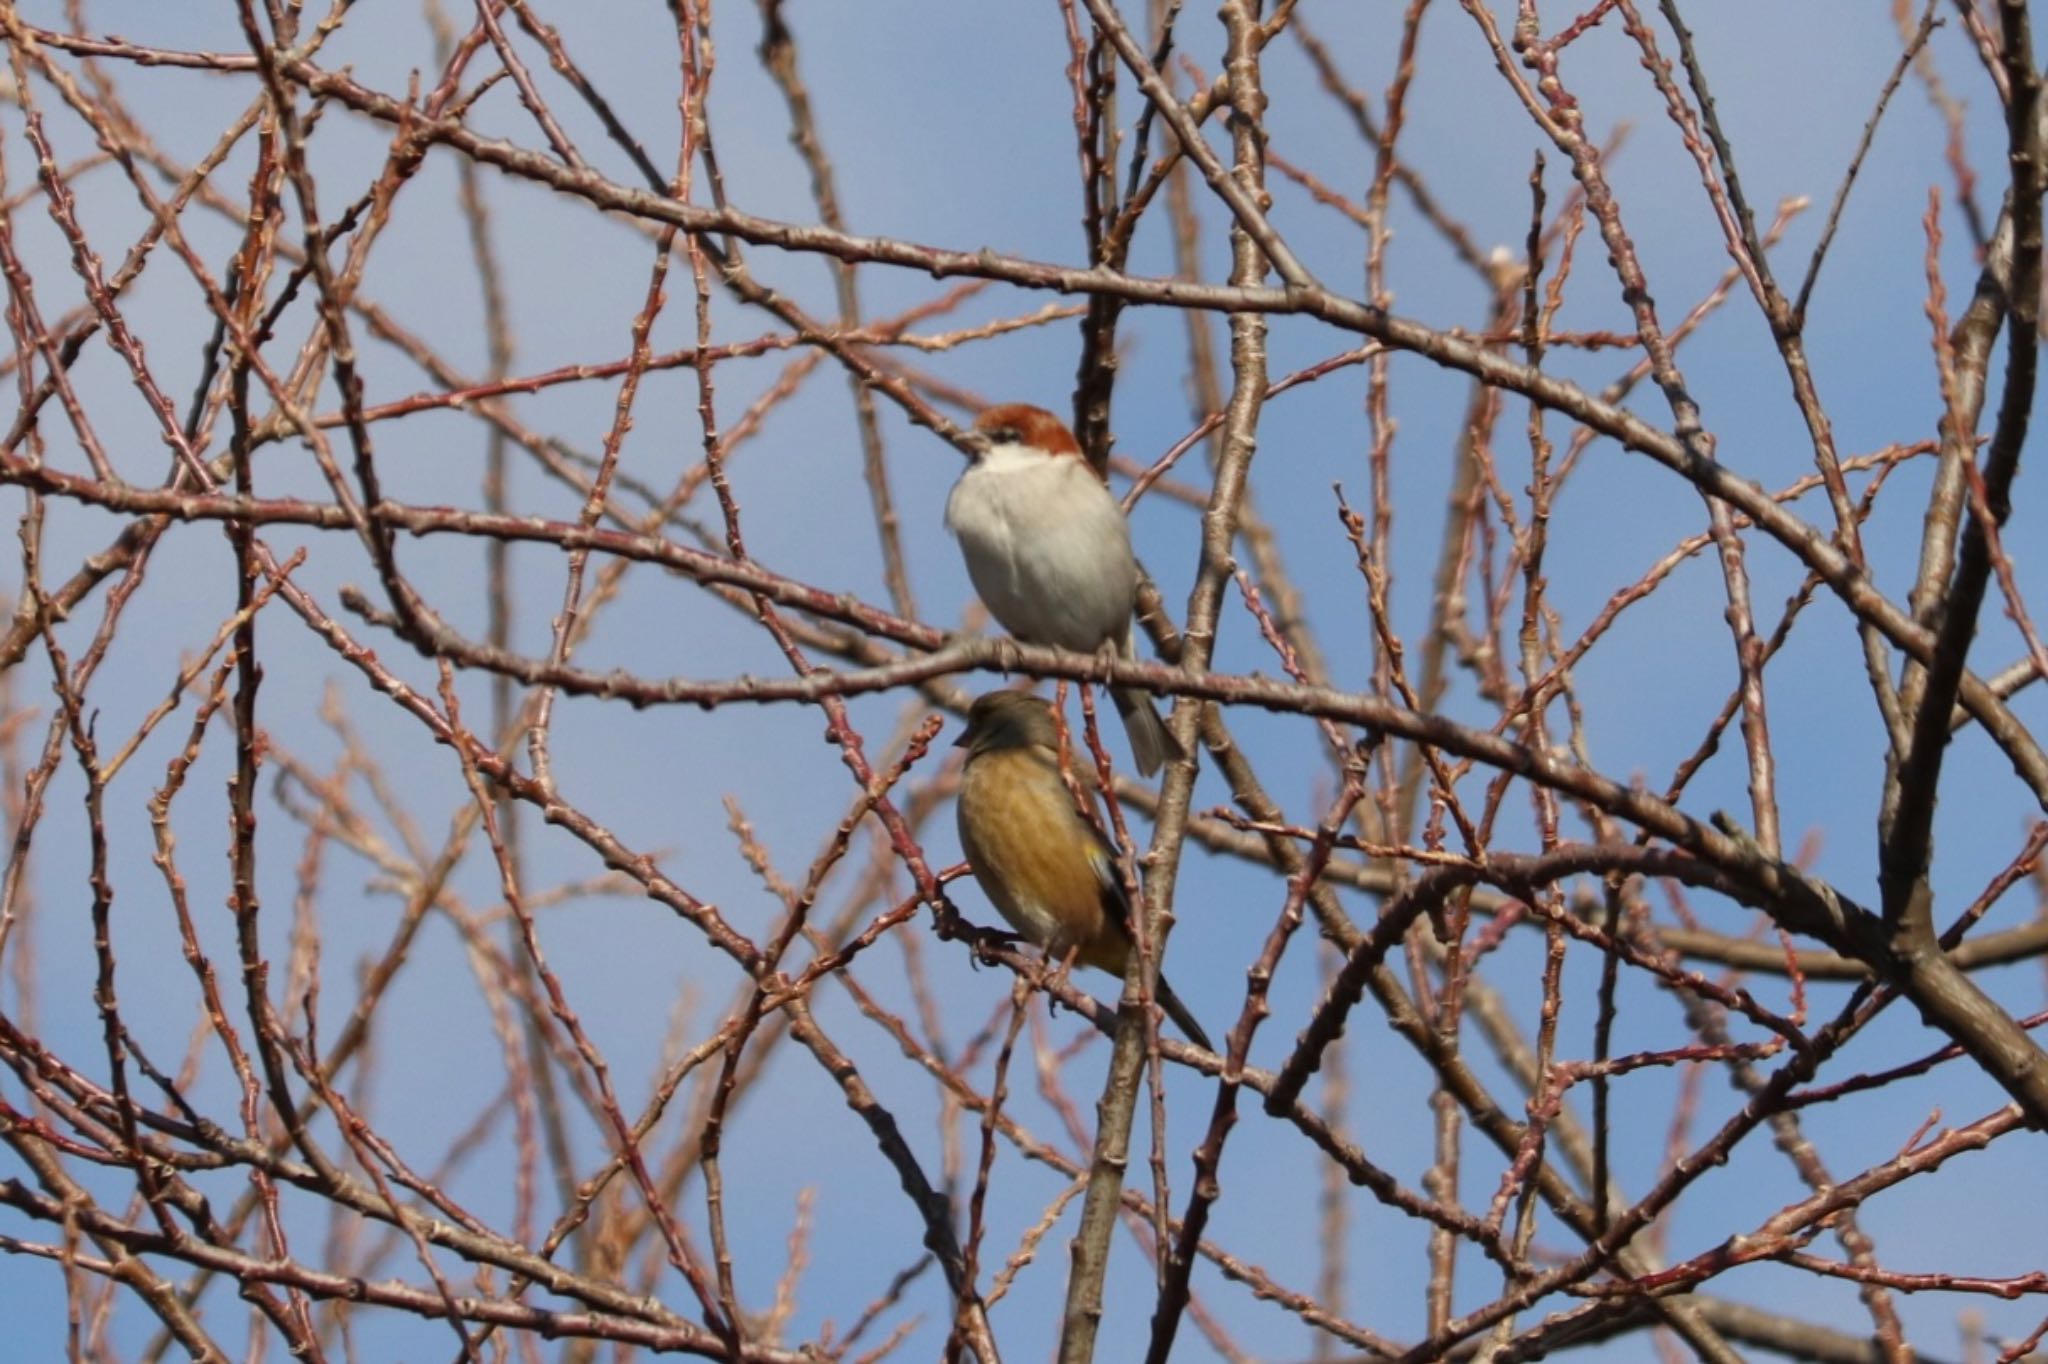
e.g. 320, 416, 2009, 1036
1090, 638, 1123, 684
992, 635, 1023, 675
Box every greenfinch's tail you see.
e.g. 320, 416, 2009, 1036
1155, 975, 1213, 1052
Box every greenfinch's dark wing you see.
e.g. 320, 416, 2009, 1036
1082, 816, 1133, 934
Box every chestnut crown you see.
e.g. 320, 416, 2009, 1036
972, 403, 1103, 475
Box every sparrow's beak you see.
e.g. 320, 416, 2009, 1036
960, 429, 992, 460
953, 728, 973, 749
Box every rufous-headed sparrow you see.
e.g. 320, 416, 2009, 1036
945, 403, 1174, 776
954, 691, 1210, 1048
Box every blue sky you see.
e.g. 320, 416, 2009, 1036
2, 2, 2046, 1361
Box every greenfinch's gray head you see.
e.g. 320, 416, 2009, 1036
956, 690, 1061, 757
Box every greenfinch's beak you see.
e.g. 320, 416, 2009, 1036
953, 728, 972, 749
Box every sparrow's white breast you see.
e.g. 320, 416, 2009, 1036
945, 443, 1138, 653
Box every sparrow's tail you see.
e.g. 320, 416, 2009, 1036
1155, 974, 1213, 1052
1112, 685, 1177, 778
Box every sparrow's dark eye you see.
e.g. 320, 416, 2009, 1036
986, 424, 1019, 445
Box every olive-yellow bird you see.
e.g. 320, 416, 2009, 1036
954, 691, 1211, 1050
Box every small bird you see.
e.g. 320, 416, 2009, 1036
954, 690, 1212, 1050
945, 402, 1174, 776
